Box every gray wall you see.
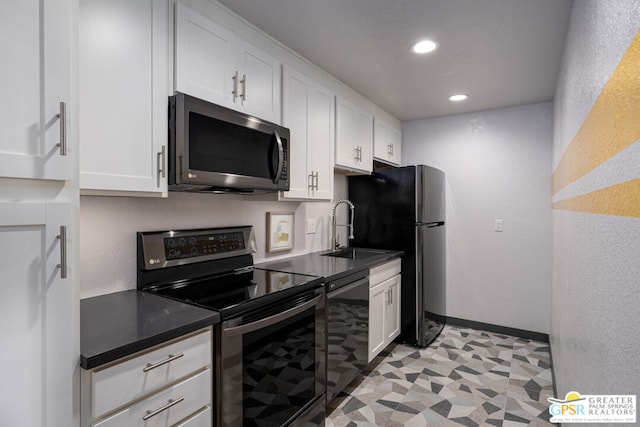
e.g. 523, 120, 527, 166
402, 102, 553, 334
551, 1, 640, 396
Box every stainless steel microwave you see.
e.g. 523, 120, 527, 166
168, 92, 290, 193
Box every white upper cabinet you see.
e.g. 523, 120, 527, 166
335, 96, 373, 173
281, 66, 334, 200
79, 0, 169, 196
175, 3, 281, 124
0, 0, 73, 181
373, 118, 402, 166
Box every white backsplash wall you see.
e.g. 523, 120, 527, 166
80, 175, 348, 298
402, 102, 553, 334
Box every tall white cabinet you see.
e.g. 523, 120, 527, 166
175, 3, 281, 124
79, 0, 169, 196
0, 1, 77, 426
281, 66, 334, 200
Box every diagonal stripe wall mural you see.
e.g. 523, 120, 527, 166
552, 30, 640, 218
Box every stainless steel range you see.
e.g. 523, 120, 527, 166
137, 226, 326, 427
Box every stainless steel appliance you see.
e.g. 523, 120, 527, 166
168, 93, 290, 193
348, 165, 446, 348
137, 226, 325, 426
325, 270, 369, 403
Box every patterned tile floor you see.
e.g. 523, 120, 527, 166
326, 325, 554, 426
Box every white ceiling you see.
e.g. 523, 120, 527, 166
216, 0, 573, 121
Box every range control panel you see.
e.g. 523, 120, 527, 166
138, 226, 256, 270
164, 232, 245, 260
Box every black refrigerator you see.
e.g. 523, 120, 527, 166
348, 165, 446, 348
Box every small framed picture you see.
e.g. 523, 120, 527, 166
266, 211, 294, 252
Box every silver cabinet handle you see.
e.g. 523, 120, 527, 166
55, 101, 67, 156
232, 71, 239, 101
157, 145, 166, 186
56, 226, 67, 279
142, 397, 184, 421
308, 172, 314, 190
354, 146, 359, 161
389, 288, 392, 305
240, 74, 246, 101
390, 143, 394, 156
314, 171, 319, 190
143, 352, 184, 373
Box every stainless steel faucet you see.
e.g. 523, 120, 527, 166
331, 199, 355, 250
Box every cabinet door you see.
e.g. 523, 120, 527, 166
281, 67, 334, 201
308, 84, 335, 200
373, 119, 401, 166
389, 127, 402, 165
281, 68, 310, 199
237, 40, 281, 124
0, 0, 72, 181
335, 97, 357, 170
79, 0, 168, 195
373, 119, 391, 162
354, 108, 373, 172
0, 202, 74, 427
175, 3, 236, 109
368, 282, 387, 362
335, 96, 372, 173
385, 275, 402, 342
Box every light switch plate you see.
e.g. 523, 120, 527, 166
306, 218, 317, 234
495, 219, 503, 232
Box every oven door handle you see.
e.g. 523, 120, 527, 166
223, 294, 322, 337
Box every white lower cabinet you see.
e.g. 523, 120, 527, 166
369, 259, 401, 362
81, 328, 213, 427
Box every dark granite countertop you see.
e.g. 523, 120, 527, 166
255, 248, 403, 282
80, 290, 219, 370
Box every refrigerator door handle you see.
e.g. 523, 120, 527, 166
419, 221, 445, 228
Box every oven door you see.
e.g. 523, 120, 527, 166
217, 288, 325, 427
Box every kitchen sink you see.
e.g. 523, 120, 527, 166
322, 247, 387, 260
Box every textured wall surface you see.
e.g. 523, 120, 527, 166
551, 0, 640, 397
402, 103, 553, 334
79, 175, 348, 298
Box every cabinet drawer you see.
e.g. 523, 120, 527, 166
93, 369, 212, 427
175, 406, 212, 427
370, 258, 401, 287
91, 330, 211, 418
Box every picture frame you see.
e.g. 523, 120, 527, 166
266, 211, 294, 252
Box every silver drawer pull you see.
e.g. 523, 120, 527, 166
142, 397, 184, 421
143, 352, 184, 373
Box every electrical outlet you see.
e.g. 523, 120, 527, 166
495, 219, 503, 232
306, 218, 317, 234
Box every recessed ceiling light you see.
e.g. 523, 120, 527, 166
449, 94, 468, 102
411, 39, 438, 54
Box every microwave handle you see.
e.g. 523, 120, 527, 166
272, 130, 284, 184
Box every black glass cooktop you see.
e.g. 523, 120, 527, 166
147, 267, 322, 319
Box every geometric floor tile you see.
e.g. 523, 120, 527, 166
327, 325, 554, 426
